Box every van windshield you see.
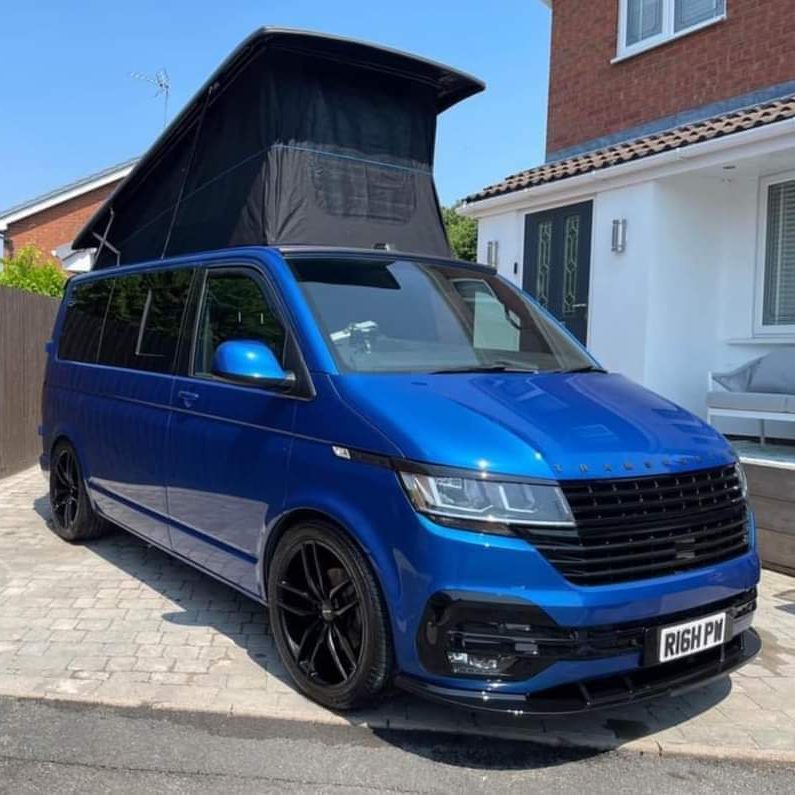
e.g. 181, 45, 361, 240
288, 256, 596, 374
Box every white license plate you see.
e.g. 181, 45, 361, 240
657, 611, 728, 663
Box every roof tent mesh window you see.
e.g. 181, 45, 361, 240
310, 154, 416, 223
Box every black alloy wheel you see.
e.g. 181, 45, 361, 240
49, 441, 108, 541
51, 447, 80, 532
268, 522, 392, 710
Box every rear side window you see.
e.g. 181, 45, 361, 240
98, 268, 194, 373
58, 280, 113, 363
193, 271, 286, 375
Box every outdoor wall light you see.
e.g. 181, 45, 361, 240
486, 240, 499, 268
611, 218, 627, 253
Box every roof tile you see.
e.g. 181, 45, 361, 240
464, 94, 795, 204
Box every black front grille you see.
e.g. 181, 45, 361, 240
523, 465, 749, 585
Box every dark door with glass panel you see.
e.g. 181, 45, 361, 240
523, 201, 592, 344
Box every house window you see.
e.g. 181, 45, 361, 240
758, 177, 795, 333
617, 0, 726, 60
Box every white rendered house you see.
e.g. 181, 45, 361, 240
461, 1, 795, 441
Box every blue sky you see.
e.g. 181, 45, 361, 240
0, 0, 551, 211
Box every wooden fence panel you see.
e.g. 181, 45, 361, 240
0, 286, 61, 477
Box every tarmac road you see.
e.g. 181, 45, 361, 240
0, 697, 793, 794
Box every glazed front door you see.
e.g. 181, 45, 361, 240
523, 201, 592, 344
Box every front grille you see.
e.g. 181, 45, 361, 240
523, 465, 749, 585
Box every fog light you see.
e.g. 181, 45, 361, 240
446, 651, 516, 675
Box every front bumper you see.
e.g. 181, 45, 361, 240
416, 587, 756, 681
396, 627, 760, 715
396, 587, 758, 714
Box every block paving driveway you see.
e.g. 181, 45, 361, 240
2, 466, 795, 761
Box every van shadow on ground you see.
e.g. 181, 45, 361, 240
33, 494, 732, 769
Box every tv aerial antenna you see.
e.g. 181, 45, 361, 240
130, 69, 171, 128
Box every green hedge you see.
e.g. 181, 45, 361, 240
0, 245, 67, 297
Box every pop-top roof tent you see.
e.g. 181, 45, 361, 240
76, 28, 484, 270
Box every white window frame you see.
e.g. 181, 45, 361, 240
615, 0, 727, 62
754, 171, 795, 338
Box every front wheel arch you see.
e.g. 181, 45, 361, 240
260, 507, 400, 666
262, 508, 378, 600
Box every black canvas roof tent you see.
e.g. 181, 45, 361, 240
76, 28, 484, 269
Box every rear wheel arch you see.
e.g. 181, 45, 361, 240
50, 432, 89, 474
49, 433, 94, 495
50, 433, 71, 459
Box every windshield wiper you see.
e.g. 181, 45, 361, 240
550, 365, 608, 374
430, 363, 538, 374
431, 363, 606, 375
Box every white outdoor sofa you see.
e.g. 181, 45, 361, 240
707, 350, 795, 444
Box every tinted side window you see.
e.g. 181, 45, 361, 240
98, 269, 193, 373
58, 280, 113, 363
194, 271, 286, 376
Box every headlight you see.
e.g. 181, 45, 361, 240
399, 470, 574, 534
734, 462, 748, 499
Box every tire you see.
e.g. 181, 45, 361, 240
267, 520, 393, 711
49, 440, 108, 542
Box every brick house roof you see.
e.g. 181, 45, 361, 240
464, 94, 795, 204
0, 158, 137, 229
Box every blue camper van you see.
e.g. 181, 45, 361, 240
41, 31, 759, 714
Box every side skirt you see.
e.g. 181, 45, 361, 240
92, 501, 266, 606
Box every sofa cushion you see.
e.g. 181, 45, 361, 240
713, 358, 761, 392
707, 391, 795, 413
747, 349, 795, 394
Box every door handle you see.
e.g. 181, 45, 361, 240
572, 303, 587, 309
178, 390, 199, 408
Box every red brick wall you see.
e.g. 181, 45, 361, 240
547, 0, 795, 156
4, 181, 121, 263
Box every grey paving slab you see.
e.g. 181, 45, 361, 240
1, 465, 795, 762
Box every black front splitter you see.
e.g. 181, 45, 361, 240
394, 629, 760, 716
